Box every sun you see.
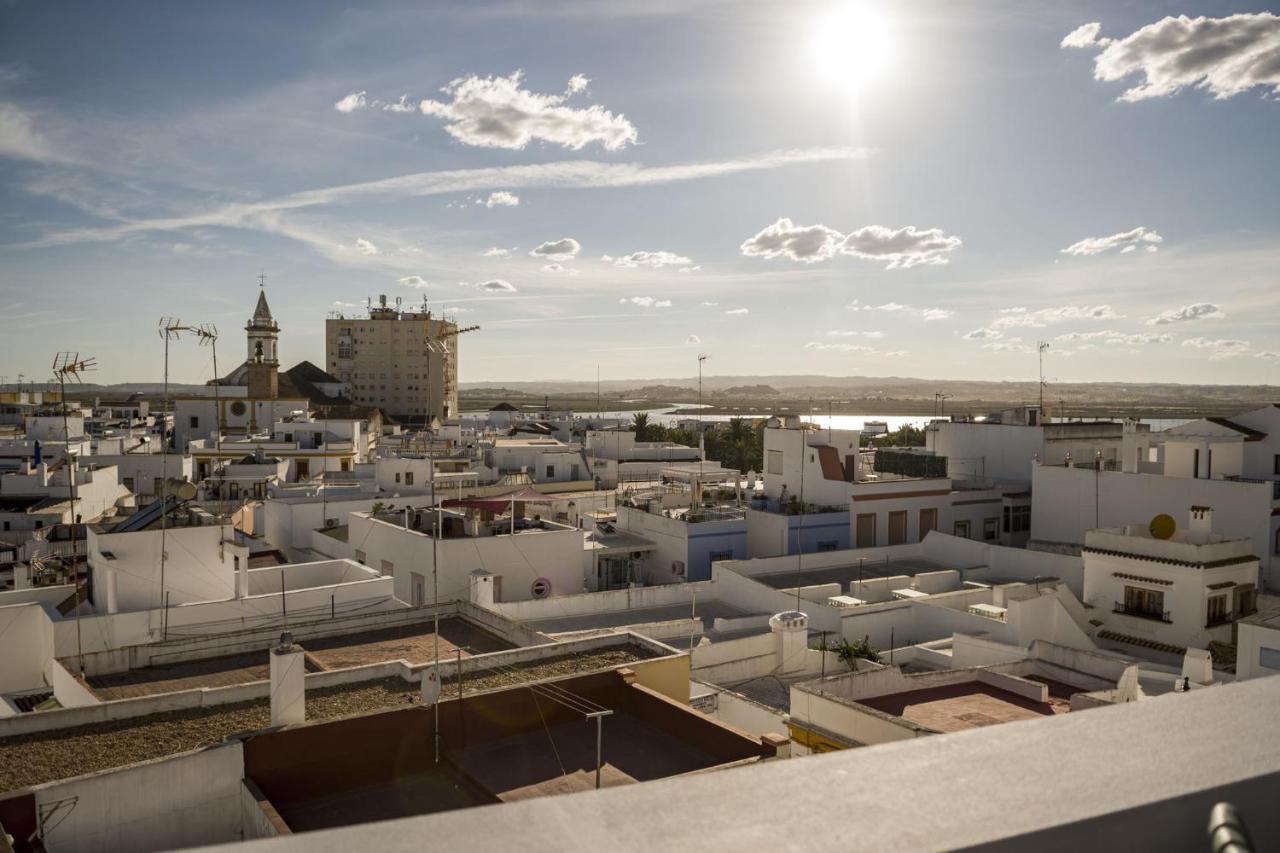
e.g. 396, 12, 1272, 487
810, 2, 894, 92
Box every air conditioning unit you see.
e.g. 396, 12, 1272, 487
324, 518, 338, 529
672, 560, 686, 577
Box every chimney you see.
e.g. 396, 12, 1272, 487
769, 610, 809, 675
1182, 647, 1213, 685
269, 632, 306, 727
1189, 506, 1213, 540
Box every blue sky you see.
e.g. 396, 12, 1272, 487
2, 1, 1279, 386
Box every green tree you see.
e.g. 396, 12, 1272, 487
631, 412, 650, 441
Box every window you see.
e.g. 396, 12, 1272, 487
2, 522, 8, 531
1275, 528, 1280, 556
983, 517, 999, 541
395, 472, 401, 483
767, 449, 784, 476
1260, 647, 1280, 671
189, 416, 199, 428
1207, 595, 1229, 627
1207, 449, 1213, 479
1003, 505, 1030, 534
354, 549, 366, 564
1275, 454, 1280, 476
953, 520, 971, 539
546, 464, 555, 479
1193, 448, 1201, 479
1235, 584, 1258, 617
817, 540, 839, 552
122, 477, 135, 491
709, 550, 734, 563
1122, 586, 1165, 620
34, 521, 43, 529
404, 472, 414, 486
888, 511, 908, 545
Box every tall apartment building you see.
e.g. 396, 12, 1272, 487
325, 295, 459, 422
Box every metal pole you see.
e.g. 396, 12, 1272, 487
689, 587, 696, 651
280, 571, 287, 628
595, 714, 604, 789
58, 372, 85, 675
160, 331, 170, 636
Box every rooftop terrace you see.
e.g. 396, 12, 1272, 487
84, 616, 513, 701
2, 645, 656, 792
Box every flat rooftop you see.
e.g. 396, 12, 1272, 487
750, 557, 960, 591
2, 645, 656, 793
858, 678, 1073, 733
528, 600, 763, 639
84, 617, 514, 701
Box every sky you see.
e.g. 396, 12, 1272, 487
2, 0, 1279, 387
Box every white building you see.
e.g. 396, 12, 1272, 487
926, 407, 1134, 485
1236, 608, 1280, 681
584, 429, 702, 487
479, 437, 590, 486
316, 497, 589, 605
1084, 507, 1260, 656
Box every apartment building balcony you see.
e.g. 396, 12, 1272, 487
1113, 601, 1173, 624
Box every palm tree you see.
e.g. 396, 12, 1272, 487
631, 412, 650, 441
725, 418, 751, 471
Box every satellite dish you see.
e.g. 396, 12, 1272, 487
165, 478, 197, 501
1149, 513, 1176, 540
420, 667, 441, 705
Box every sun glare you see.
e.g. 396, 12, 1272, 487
811, 2, 894, 92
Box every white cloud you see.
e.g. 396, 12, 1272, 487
964, 328, 1002, 341
1181, 337, 1251, 359
804, 341, 908, 356
685, 334, 701, 345
332, 300, 360, 308
839, 225, 963, 269
740, 217, 842, 263
0, 103, 67, 163
417, 71, 638, 151
334, 91, 367, 113
1147, 302, 1225, 325
983, 338, 1032, 353
1061, 22, 1104, 49
1256, 351, 1279, 360
1061, 227, 1163, 256
847, 300, 952, 321
1064, 14, 1280, 102
382, 95, 415, 113
991, 304, 1122, 329
725, 308, 749, 315
1055, 330, 1171, 345
354, 237, 379, 255
677, 265, 702, 274
827, 329, 885, 339
461, 279, 517, 292
530, 237, 581, 261
481, 190, 520, 208
483, 247, 510, 257
620, 296, 672, 308
742, 221, 962, 267
398, 275, 428, 288
27, 147, 875, 249
700, 301, 719, 307
609, 250, 694, 269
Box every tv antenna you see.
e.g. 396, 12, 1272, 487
1037, 341, 1050, 416
52, 352, 97, 676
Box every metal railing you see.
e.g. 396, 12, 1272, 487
1113, 601, 1172, 623
1222, 475, 1280, 499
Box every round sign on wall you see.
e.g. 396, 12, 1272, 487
531, 577, 552, 598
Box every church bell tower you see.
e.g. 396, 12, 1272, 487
246, 280, 280, 399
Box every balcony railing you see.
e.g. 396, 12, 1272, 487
1113, 602, 1172, 623
1205, 614, 1234, 628
1222, 475, 1280, 499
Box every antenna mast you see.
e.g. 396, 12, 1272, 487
52, 352, 96, 676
